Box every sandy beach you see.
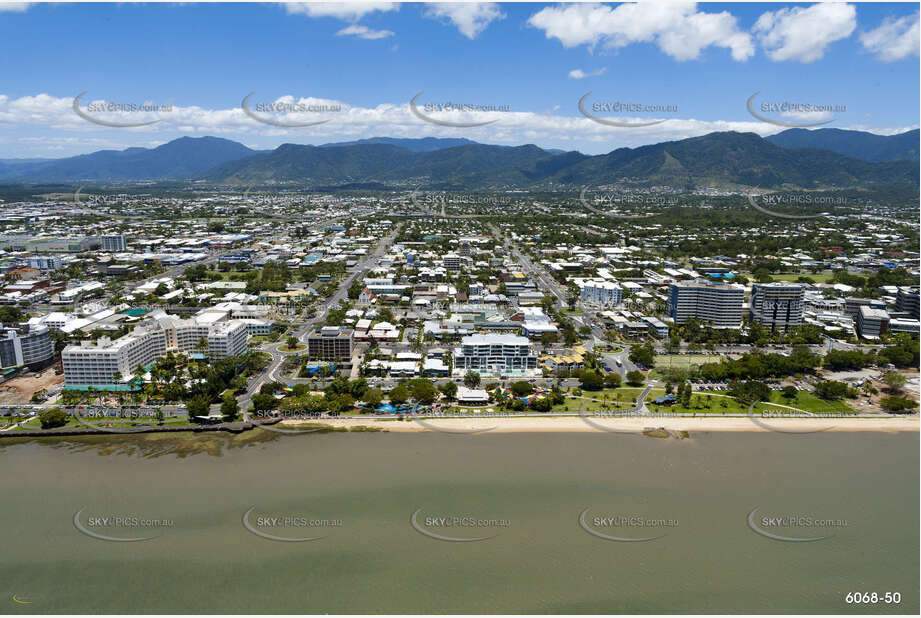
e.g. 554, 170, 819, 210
281, 415, 920, 434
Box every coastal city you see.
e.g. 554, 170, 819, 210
0, 182, 917, 434
1, 2, 918, 615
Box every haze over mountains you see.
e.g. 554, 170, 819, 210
765, 128, 919, 163
0, 136, 258, 182
0, 129, 916, 191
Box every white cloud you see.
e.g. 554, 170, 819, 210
3, 92, 916, 158
860, 11, 920, 62
336, 24, 394, 40
527, 2, 754, 61
0, 3, 31, 12
284, 2, 397, 22
753, 3, 856, 63
568, 68, 606, 79
423, 3, 505, 39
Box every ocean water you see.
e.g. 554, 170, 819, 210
0, 430, 917, 614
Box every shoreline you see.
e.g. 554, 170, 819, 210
280, 415, 920, 434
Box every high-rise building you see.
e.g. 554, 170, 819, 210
895, 286, 920, 320
99, 234, 127, 252
857, 306, 890, 339
750, 283, 805, 330
0, 324, 54, 371
306, 326, 354, 361
62, 312, 248, 386
666, 280, 744, 328
579, 280, 623, 306
844, 297, 886, 321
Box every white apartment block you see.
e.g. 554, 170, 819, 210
443, 254, 461, 271
28, 255, 63, 271
579, 279, 623, 306
99, 234, 127, 252
62, 312, 248, 386
453, 333, 538, 373
667, 280, 744, 328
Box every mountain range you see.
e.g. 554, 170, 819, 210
0, 130, 917, 191
765, 128, 919, 163
0, 136, 258, 182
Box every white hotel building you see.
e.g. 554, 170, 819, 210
62, 311, 248, 386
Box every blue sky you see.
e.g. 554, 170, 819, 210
0, 1, 918, 157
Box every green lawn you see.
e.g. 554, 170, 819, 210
559, 387, 663, 412
694, 389, 855, 415
762, 390, 855, 414
767, 273, 836, 284
10, 415, 195, 431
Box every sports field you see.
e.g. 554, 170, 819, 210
654, 354, 722, 369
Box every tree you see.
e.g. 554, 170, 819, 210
883, 372, 907, 393
530, 397, 553, 412
347, 280, 364, 300
781, 385, 797, 399
727, 380, 771, 404
38, 407, 69, 429
681, 382, 693, 409
0, 306, 24, 323
363, 387, 384, 408
389, 385, 410, 405
408, 379, 438, 404
813, 380, 849, 401
880, 395, 918, 413
510, 381, 534, 396
221, 393, 239, 421
285, 335, 298, 349
438, 381, 458, 400
566, 288, 578, 311
604, 373, 622, 389
625, 370, 645, 386
251, 392, 278, 412
330, 394, 355, 414
629, 344, 655, 368
578, 371, 604, 391
464, 371, 481, 388
187, 394, 212, 420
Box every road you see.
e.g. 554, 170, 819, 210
239, 223, 403, 416
489, 222, 640, 378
